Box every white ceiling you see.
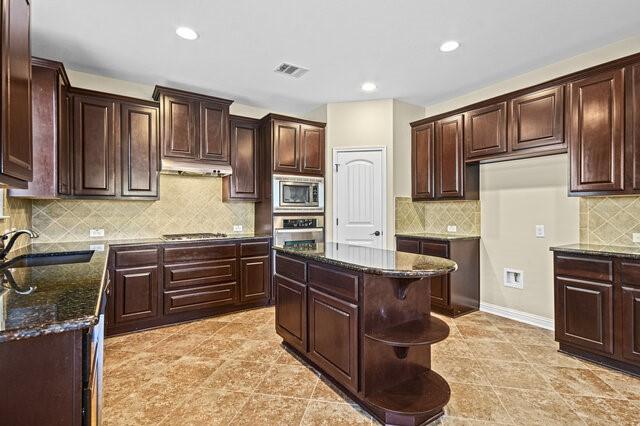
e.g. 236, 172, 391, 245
32, 0, 640, 114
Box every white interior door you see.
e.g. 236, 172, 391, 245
334, 148, 385, 249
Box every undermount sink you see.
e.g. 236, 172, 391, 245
0, 251, 94, 270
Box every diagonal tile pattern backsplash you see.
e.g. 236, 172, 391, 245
395, 197, 481, 235
31, 175, 255, 243
580, 196, 640, 247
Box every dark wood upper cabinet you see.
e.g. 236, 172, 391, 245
300, 124, 324, 175
199, 99, 229, 162
464, 102, 507, 160
630, 63, 640, 191
223, 115, 260, 201
57, 70, 71, 195
411, 122, 434, 200
273, 120, 300, 173
0, 0, 32, 186
435, 114, 464, 198
568, 68, 624, 193
120, 102, 159, 198
153, 86, 232, 165
73, 94, 117, 196
509, 85, 565, 152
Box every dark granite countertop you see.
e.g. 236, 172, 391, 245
550, 243, 640, 260
106, 233, 272, 247
0, 241, 109, 343
395, 232, 480, 241
273, 242, 457, 278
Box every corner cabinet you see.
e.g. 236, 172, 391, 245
223, 115, 260, 201
0, 0, 32, 187
153, 85, 232, 165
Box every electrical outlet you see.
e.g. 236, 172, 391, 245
535, 224, 545, 238
447, 225, 457, 233
89, 229, 104, 238
633, 233, 640, 243
504, 268, 524, 289
233, 225, 243, 232
89, 244, 105, 252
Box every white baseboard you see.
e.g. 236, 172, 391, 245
479, 302, 554, 331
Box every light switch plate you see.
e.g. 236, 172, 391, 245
447, 225, 457, 233
233, 225, 243, 232
633, 233, 640, 243
89, 229, 104, 238
535, 225, 545, 238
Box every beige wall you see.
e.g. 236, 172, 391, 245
393, 100, 424, 197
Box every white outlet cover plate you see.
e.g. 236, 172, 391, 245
447, 225, 457, 233
89, 229, 105, 237
633, 233, 640, 243
233, 225, 243, 232
535, 225, 545, 238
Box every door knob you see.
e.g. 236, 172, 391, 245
371, 231, 381, 236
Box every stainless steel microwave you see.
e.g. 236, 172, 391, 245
272, 174, 324, 213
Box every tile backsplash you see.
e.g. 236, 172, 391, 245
580, 196, 640, 247
31, 175, 254, 243
1, 191, 33, 249
395, 197, 481, 235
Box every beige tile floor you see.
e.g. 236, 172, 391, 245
103, 308, 640, 425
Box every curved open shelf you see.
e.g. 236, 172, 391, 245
365, 315, 449, 347
365, 369, 451, 416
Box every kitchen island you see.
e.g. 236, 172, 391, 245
273, 242, 457, 426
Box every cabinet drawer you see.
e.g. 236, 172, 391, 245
115, 248, 158, 268
308, 262, 359, 303
621, 262, 640, 287
240, 241, 270, 257
164, 283, 238, 315
555, 255, 613, 282
420, 241, 449, 258
164, 259, 237, 290
275, 254, 306, 282
396, 238, 420, 254
163, 244, 237, 263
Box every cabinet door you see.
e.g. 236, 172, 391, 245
464, 102, 507, 159
275, 274, 307, 352
273, 121, 300, 173
420, 241, 450, 308
57, 76, 72, 195
555, 277, 613, 354
121, 103, 158, 198
568, 68, 624, 192
300, 124, 324, 175
396, 237, 420, 254
509, 85, 564, 152
240, 255, 270, 302
308, 288, 358, 392
436, 114, 464, 198
1, 0, 32, 181
411, 122, 435, 200
114, 266, 159, 324
225, 116, 259, 200
161, 94, 197, 159
621, 286, 640, 364
630, 63, 640, 191
73, 95, 116, 196
199, 100, 229, 163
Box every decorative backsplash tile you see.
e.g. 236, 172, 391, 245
1, 192, 33, 249
395, 197, 480, 235
580, 196, 640, 247
30, 175, 255, 243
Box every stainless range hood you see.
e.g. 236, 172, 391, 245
160, 159, 233, 177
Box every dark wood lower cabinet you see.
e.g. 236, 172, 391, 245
396, 235, 480, 317
552, 250, 640, 376
106, 238, 271, 336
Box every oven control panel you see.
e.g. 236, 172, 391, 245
282, 218, 318, 229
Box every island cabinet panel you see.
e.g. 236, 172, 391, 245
73, 94, 117, 196
307, 287, 359, 392
308, 262, 359, 303
240, 255, 270, 302
411, 122, 435, 200
622, 286, 640, 363
568, 68, 624, 193
273, 120, 300, 173
275, 274, 307, 352
113, 266, 159, 324
300, 124, 325, 175
120, 102, 158, 198
464, 102, 507, 160
223, 116, 260, 201
508, 85, 565, 152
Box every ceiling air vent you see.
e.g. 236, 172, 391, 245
274, 63, 309, 78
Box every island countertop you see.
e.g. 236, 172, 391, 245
273, 242, 457, 278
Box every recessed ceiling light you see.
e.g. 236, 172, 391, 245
361, 82, 377, 92
176, 27, 198, 40
439, 40, 460, 53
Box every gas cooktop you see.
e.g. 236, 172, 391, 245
161, 232, 228, 241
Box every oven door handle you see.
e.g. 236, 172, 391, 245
273, 228, 324, 233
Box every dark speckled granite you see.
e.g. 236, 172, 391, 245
395, 232, 480, 241
274, 242, 457, 278
550, 243, 640, 260
0, 241, 109, 343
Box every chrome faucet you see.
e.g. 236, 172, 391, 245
0, 229, 38, 259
